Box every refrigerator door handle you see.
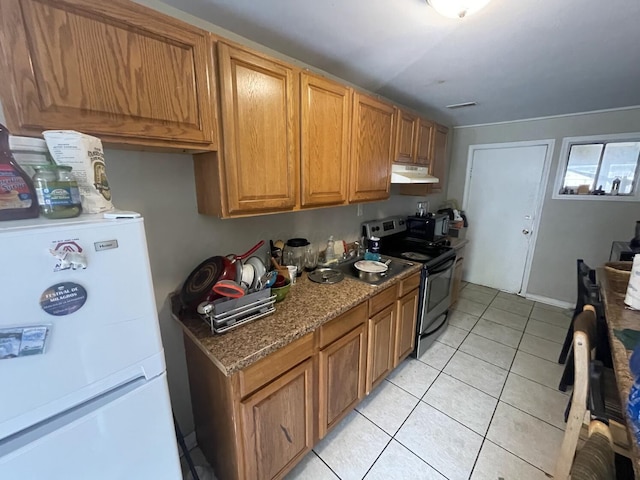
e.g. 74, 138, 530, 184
0, 376, 146, 457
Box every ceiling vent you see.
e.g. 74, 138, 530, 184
446, 101, 478, 109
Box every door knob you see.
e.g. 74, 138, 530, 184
522, 229, 530, 235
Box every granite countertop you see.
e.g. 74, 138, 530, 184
172, 262, 422, 376
598, 267, 640, 476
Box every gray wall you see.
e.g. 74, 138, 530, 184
448, 107, 640, 304
0, 0, 445, 437
106, 150, 438, 434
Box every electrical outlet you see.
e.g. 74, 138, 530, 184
357, 204, 363, 217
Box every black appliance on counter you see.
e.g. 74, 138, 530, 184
362, 216, 456, 357
406, 213, 450, 243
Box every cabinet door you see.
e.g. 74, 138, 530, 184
318, 324, 367, 438
394, 288, 419, 366
300, 73, 351, 207
427, 124, 449, 193
366, 304, 396, 393
218, 42, 299, 215
0, 0, 217, 149
415, 120, 434, 166
349, 93, 395, 202
241, 359, 314, 480
394, 111, 418, 164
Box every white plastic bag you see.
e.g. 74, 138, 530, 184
43, 130, 114, 213
625, 254, 640, 310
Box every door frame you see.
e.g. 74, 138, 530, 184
462, 139, 555, 295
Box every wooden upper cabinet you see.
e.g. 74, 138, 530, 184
349, 93, 396, 202
0, 0, 217, 150
428, 124, 449, 193
300, 73, 351, 207
415, 120, 435, 166
218, 42, 299, 215
395, 111, 418, 164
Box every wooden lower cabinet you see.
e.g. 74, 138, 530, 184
395, 288, 419, 366
366, 304, 396, 393
240, 358, 314, 480
183, 279, 422, 480
318, 323, 367, 438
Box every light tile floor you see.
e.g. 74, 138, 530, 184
184, 282, 574, 480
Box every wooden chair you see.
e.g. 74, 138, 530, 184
571, 421, 616, 480
555, 306, 630, 480
559, 263, 613, 392
558, 259, 596, 366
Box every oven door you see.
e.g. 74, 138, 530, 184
415, 256, 456, 357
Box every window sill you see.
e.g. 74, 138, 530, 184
551, 193, 640, 202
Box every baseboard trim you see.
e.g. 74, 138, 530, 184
523, 293, 574, 310
179, 431, 198, 457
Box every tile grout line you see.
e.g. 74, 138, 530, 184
518, 330, 565, 346
467, 292, 566, 478
515, 347, 567, 366
466, 293, 539, 478
355, 384, 451, 480
308, 450, 343, 479
362, 309, 482, 480
393, 319, 477, 479
316, 289, 569, 480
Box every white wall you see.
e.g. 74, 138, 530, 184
448, 107, 640, 304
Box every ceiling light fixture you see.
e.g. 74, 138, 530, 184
427, 0, 492, 18
446, 101, 478, 109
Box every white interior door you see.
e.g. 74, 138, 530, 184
463, 142, 553, 293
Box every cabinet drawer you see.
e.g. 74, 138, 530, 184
368, 286, 397, 317
399, 272, 421, 297
319, 302, 367, 349
238, 333, 314, 398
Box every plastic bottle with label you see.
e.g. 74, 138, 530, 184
325, 236, 336, 263
0, 123, 39, 220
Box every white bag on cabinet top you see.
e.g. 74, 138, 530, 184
43, 130, 114, 213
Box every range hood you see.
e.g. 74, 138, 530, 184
390, 164, 439, 184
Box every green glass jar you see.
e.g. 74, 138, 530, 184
33, 165, 82, 219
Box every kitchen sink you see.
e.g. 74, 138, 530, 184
334, 255, 416, 286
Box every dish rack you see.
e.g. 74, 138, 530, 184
200, 289, 276, 334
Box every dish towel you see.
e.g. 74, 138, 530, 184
613, 328, 640, 350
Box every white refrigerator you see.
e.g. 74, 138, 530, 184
0, 214, 182, 479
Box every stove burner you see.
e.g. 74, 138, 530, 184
402, 252, 431, 261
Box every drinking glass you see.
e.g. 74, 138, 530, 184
304, 245, 319, 272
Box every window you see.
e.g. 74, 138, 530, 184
554, 134, 640, 201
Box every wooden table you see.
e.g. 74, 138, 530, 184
599, 267, 640, 477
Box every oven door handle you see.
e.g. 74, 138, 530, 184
420, 310, 449, 338
428, 257, 456, 275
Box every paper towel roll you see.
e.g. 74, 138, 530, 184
624, 254, 640, 310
